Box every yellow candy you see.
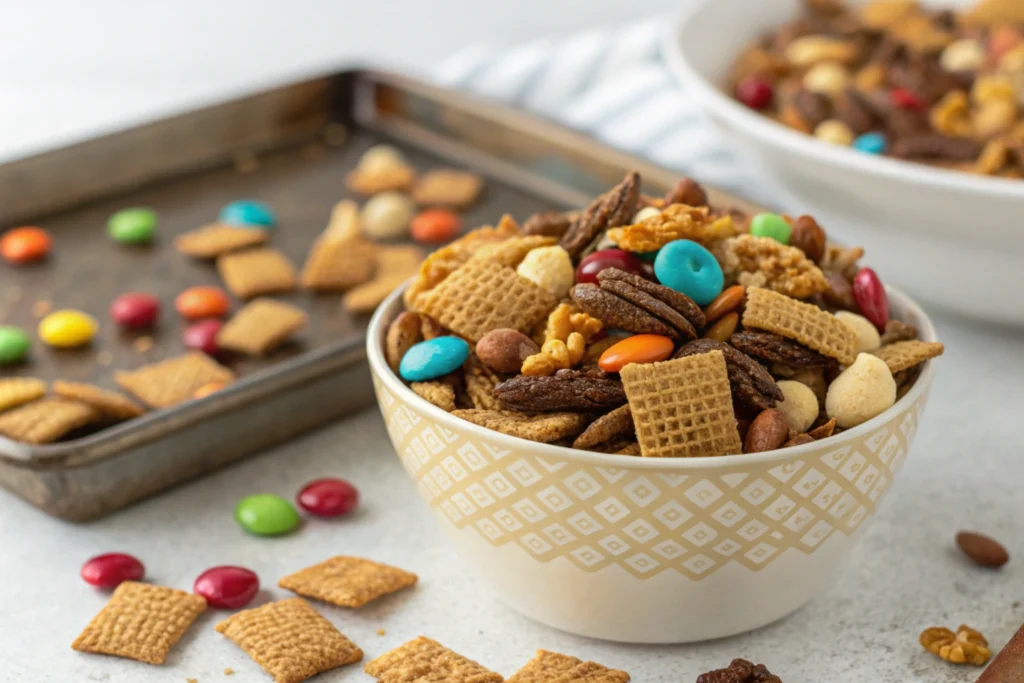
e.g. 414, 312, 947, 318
39, 310, 98, 348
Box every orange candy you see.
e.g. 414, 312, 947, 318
175, 286, 230, 320
411, 209, 461, 244
193, 381, 228, 400
598, 334, 675, 373
1, 226, 52, 264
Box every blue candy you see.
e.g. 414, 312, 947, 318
399, 336, 470, 382
219, 200, 275, 228
853, 132, 887, 155
653, 239, 723, 306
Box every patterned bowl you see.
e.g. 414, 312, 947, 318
368, 285, 938, 643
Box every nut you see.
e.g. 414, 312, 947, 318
631, 206, 661, 224
664, 177, 709, 207
744, 408, 790, 453
494, 368, 627, 412
803, 61, 850, 96
789, 215, 827, 263
776, 380, 819, 432
475, 328, 539, 374
360, 191, 415, 239
955, 530, 1010, 568
814, 119, 854, 145
785, 35, 859, 67
834, 311, 882, 353
920, 625, 991, 666
930, 91, 972, 137
825, 353, 896, 428
516, 245, 575, 298
385, 311, 422, 373
940, 39, 985, 73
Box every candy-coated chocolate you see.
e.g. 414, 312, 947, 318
108, 208, 157, 244
889, 87, 926, 111
703, 285, 745, 324
653, 239, 724, 306
852, 267, 889, 331
296, 478, 359, 517
175, 286, 230, 320
193, 381, 227, 400
736, 76, 774, 110
219, 200, 275, 228
38, 310, 97, 348
399, 336, 470, 382
598, 334, 674, 373
183, 319, 223, 355
749, 213, 792, 245
110, 293, 160, 329
193, 566, 259, 609
0, 326, 30, 365
81, 553, 145, 588
234, 494, 300, 536
853, 132, 887, 155
575, 249, 647, 286
410, 209, 461, 243
0, 226, 52, 264
703, 312, 739, 343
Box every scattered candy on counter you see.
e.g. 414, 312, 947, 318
0, 326, 31, 365
575, 249, 648, 286
182, 319, 223, 356
219, 199, 275, 228
598, 334, 674, 374
80, 553, 145, 589
748, 213, 791, 245
360, 191, 415, 239
107, 208, 157, 245
175, 286, 231, 320
410, 209, 461, 244
296, 478, 360, 517
0, 226, 52, 264
109, 293, 160, 329
653, 239, 724, 306
192, 381, 228, 400
193, 566, 259, 609
399, 336, 470, 382
234, 494, 301, 536
39, 309, 98, 349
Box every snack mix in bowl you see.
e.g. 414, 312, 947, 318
730, 0, 1024, 177
385, 171, 943, 457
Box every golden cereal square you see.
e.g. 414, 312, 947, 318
216, 598, 362, 683
742, 287, 856, 364
509, 650, 632, 682
0, 377, 46, 413
872, 340, 944, 374
174, 223, 268, 258
364, 636, 502, 682
411, 168, 485, 209
217, 248, 298, 299
71, 582, 206, 665
278, 556, 417, 608
52, 381, 145, 420
216, 298, 308, 356
0, 398, 100, 445
115, 353, 235, 408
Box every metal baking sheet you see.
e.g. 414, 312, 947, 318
0, 69, 762, 521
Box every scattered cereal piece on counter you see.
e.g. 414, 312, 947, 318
110, 292, 160, 329
825, 353, 896, 429
216, 598, 363, 682
301, 201, 378, 291
360, 191, 415, 240
364, 636, 501, 683
39, 309, 98, 349
193, 566, 259, 609
174, 223, 268, 259
920, 624, 991, 666
53, 381, 145, 420
956, 530, 1010, 569
654, 239, 724, 305
219, 200, 274, 228
696, 659, 782, 682
108, 208, 157, 245
217, 248, 297, 299
279, 556, 417, 608
216, 298, 308, 356
508, 649, 630, 682
871, 340, 945, 374
345, 145, 416, 195
183, 319, 224, 356
411, 168, 484, 210
80, 552, 145, 589
0, 397, 100, 444
776, 380, 819, 433
399, 337, 470, 382
115, 352, 234, 408
0, 326, 31, 366
235, 494, 300, 536
176, 286, 231, 320
835, 311, 882, 353
343, 245, 424, 314
296, 478, 359, 518
0, 226, 52, 264
193, 381, 228, 400
411, 208, 462, 244
742, 287, 856, 364
71, 582, 206, 664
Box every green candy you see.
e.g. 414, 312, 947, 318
749, 213, 792, 245
235, 494, 300, 536
0, 326, 30, 365
108, 207, 157, 244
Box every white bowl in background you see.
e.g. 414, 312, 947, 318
662, 0, 1024, 325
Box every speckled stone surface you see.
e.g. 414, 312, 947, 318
0, 310, 1019, 682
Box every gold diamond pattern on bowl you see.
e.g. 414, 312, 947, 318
376, 379, 924, 581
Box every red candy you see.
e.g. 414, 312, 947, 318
297, 478, 359, 517
411, 210, 461, 244
889, 88, 926, 112
736, 76, 774, 110
81, 553, 145, 588
576, 249, 648, 286
852, 267, 889, 332
110, 292, 160, 329
193, 566, 259, 609
183, 319, 223, 356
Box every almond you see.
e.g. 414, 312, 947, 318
956, 531, 1009, 568
475, 329, 539, 374
744, 408, 790, 453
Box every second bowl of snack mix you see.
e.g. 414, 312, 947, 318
663, 0, 1024, 324
368, 172, 943, 643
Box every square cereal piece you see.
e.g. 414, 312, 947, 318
216, 598, 362, 683
0, 377, 46, 413
216, 298, 308, 356
411, 168, 485, 210
742, 287, 856, 365
115, 352, 235, 408
364, 636, 502, 683
174, 223, 268, 259
72, 582, 206, 665
0, 398, 101, 444
508, 650, 631, 683
414, 259, 557, 342
621, 350, 742, 458
452, 410, 591, 443
342, 245, 424, 314
278, 556, 417, 608
301, 237, 378, 291
872, 340, 944, 374
218, 248, 298, 299
52, 380, 145, 420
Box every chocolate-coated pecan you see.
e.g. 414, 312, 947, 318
674, 338, 783, 408
560, 171, 639, 257
663, 177, 708, 207
523, 210, 576, 239
599, 268, 705, 330
494, 368, 626, 412
891, 134, 982, 161
729, 331, 831, 368
569, 284, 678, 338
697, 659, 782, 683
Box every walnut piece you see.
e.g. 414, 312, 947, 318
607, 204, 739, 252
719, 235, 829, 299
521, 334, 586, 376
541, 303, 603, 346
920, 625, 992, 666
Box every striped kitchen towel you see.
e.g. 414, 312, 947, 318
431, 16, 770, 203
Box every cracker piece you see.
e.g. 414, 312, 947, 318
115, 353, 235, 408
343, 245, 424, 314
278, 556, 417, 609
345, 164, 416, 195
469, 235, 557, 268
0, 398, 100, 444
572, 404, 633, 450
509, 650, 631, 683
217, 248, 298, 299
364, 636, 502, 683
452, 410, 590, 443
52, 381, 145, 420
0, 377, 46, 413
871, 340, 944, 374
411, 168, 485, 209
621, 351, 742, 458
300, 200, 377, 290
174, 223, 268, 259
216, 298, 308, 356
216, 598, 363, 683
742, 287, 857, 365
415, 260, 557, 343
71, 582, 206, 665
465, 355, 504, 410
411, 381, 456, 412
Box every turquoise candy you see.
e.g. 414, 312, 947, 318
108, 208, 157, 244
749, 213, 792, 245
653, 239, 723, 306
220, 200, 275, 228
0, 326, 30, 365
234, 494, 300, 536
399, 336, 470, 382
853, 132, 887, 155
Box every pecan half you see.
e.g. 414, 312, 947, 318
663, 177, 708, 207
674, 338, 783, 410
729, 331, 831, 368
494, 368, 626, 412
600, 269, 705, 329
523, 210, 578, 239
570, 284, 678, 338
559, 171, 639, 258
572, 403, 633, 450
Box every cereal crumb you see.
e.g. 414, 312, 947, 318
232, 151, 259, 174
133, 336, 154, 353
223, 668, 234, 676
376, 628, 386, 636
31, 300, 52, 318
96, 351, 114, 366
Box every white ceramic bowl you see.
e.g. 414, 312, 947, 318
368, 285, 939, 643
663, 0, 1024, 325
